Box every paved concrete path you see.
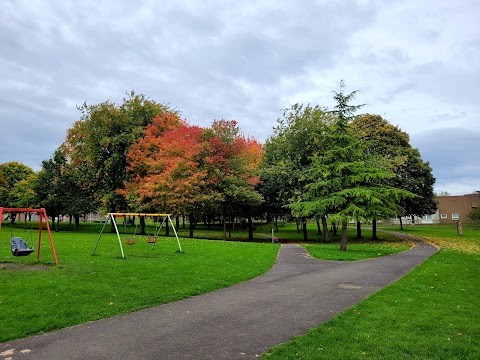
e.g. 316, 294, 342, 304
0, 234, 437, 360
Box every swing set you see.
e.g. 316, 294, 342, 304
93, 213, 182, 259
0, 207, 59, 265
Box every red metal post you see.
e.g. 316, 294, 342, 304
43, 209, 58, 265
38, 213, 43, 260
0, 207, 59, 265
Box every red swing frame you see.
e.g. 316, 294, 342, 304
0, 207, 59, 265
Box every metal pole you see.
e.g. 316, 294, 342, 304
112, 214, 125, 259
151, 217, 167, 250
43, 209, 59, 265
168, 215, 183, 253
38, 213, 42, 259
93, 216, 109, 255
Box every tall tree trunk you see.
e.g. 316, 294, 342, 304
400, 217, 403, 230
372, 220, 378, 240
223, 209, 227, 240
356, 220, 362, 238
296, 220, 300, 233
74, 214, 80, 231
274, 216, 279, 232
316, 220, 321, 235
302, 219, 308, 242
139, 216, 146, 235
248, 214, 253, 241
175, 216, 180, 230
182, 215, 185, 229
340, 220, 348, 251
411, 215, 415, 224
322, 215, 330, 243
332, 222, 338, 236
189, 213, 194, 238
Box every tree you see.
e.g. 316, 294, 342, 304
260, 104, 332, 241
396, 149, 437, 224
0, 162, 36, 222
10, 173, 38, 209
62, 92, 173, 215
35, 150, 69, 230
290, 81, 414, 250
467, 207, 480, 223
352, 114, 437, 230
0, 171, 7, 206
203, 120, 263, 240
124, 118, 263, 240
123, 115, 205, 237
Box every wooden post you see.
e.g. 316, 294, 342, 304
456, 221, 464, 235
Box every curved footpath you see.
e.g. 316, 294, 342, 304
0, 234, 437, 360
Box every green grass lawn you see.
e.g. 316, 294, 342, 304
0, 222, 279, 342
262, 224, 480, 359
1, 219, 447, 352
304, 230, 411, 261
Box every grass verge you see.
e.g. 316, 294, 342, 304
262, 224, 480, 359
0, 223, 279, 342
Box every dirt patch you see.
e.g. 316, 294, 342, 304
0, 262, 50, 271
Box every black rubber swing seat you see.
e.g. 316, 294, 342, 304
10, 237, 35, 256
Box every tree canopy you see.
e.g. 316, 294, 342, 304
61, 92, 173, 213
352, 114, 437, 225
2, 86, 438, 250
0, 161, 36, 209
286, 82, 416, 250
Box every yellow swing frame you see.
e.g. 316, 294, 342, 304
93, 213, 182, 259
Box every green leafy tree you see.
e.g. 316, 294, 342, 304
0, 171, 9, 207
62, 92, 173, 215
10, 173, 38, 209
436, 191, 450, 196
260, 104, 333, 241
467, 207, 480, 223
35, 150, 69, 230
0, 162, 36, 222
352, 114, 437, 230
290, 81, 414, 250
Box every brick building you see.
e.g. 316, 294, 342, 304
434, 191, 480, 224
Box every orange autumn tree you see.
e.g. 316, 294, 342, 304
123, 114, 209, 236
124, 117, 263, 239
203, 120, 264, 240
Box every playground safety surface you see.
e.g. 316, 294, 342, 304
0, 234, 437, 360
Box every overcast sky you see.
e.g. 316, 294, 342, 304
0, 0, 478, 195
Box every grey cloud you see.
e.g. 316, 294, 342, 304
411, 128, 479, 194
0, 0, 478, 202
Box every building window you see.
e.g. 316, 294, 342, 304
424, 214, 432, 220
452, 213, 459, 220
441, 214, 447, 219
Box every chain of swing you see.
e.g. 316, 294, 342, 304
123, 216, 168, 246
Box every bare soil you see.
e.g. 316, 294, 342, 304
0, 262, 50, 271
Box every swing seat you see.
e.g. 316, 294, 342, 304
125, 238, 136, 245
147, 236, 157, 244
10, 237, 35, 256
